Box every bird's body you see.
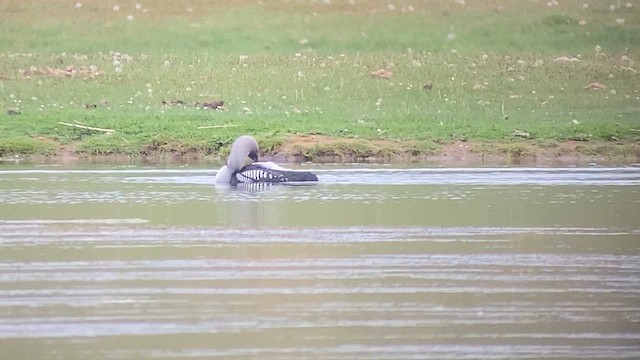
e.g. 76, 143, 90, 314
230, 162, 317, 185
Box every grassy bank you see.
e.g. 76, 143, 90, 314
1, 0, 639, 162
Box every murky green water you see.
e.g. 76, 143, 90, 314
1, 165, 639, 359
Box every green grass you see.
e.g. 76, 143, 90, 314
0, 0, 639, 159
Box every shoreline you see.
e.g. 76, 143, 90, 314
2, 137, 638, 167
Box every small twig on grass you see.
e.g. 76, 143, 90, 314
58, 122, 115, 132
197, 124, 239, 129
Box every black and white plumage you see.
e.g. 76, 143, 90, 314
230, 162, 318, 185
215, 135, 318, 186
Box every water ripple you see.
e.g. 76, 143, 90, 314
1, 166, 639, 359
0, 167, 639, 186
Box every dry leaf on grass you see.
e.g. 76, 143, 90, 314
370, 69, 393, 79
584, 82, 606, 90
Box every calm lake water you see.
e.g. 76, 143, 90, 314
0, 164, 639, 359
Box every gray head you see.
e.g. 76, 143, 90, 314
227, 135, 259, 171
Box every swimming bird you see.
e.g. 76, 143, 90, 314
215, 135, 318, 186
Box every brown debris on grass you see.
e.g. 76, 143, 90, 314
162, 99, 187, 106
511, 130, 531, 138
202, 100, 225, 110
370, 69, 393, 79
18, 65, 102, 78
162, 99, 204, 108
584, 82, 606, 90
161, 99, 226, 110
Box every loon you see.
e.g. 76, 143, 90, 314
214, 135, 318, 186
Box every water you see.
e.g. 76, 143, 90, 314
0, 165, 639, 359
